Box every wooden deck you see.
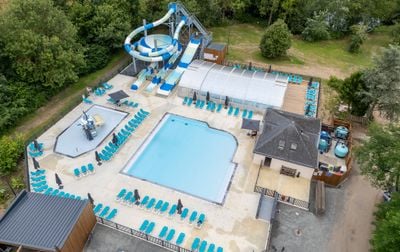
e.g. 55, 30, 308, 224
282, 82, 307, 115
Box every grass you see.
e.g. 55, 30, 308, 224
210, 24, 394, 78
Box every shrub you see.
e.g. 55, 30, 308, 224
11, 176, 26, 191
302, 13, 330, 42
348, 25, 368, 53
259, 19, 292, 58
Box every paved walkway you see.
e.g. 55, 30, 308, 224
269, 161, 381, 252
85, 224, 168, 252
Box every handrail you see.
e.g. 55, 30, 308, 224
254, 185, 310, 211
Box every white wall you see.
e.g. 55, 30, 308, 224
270, 158, 315, 179
253, 153, 315, 179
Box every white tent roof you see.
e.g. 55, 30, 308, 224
179, 60, 288, 108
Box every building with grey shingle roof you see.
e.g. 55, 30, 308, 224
0, 190, 96, 252
253, 109, 320, 179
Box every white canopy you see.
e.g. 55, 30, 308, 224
179, 60, 288, 109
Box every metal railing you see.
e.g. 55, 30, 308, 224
254, 185, 310, 211
96, 217, 192, 252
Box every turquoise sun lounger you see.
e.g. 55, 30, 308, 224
180, 208, 189, 220
159, 226, 168, 238
199, 240, 208, 252
99, 206, 110, 218
176, 232, 185, 245
189, 210, 198, 223
146, 198, 156, 210
145, 222, 155, 234
191, 237, 201, 250
166, 229, 175, 242
139, 220, 149, 232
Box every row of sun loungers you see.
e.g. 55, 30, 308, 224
94, 87, 107, 96
98, 109, 150, 162
74, 163, 95, 178
121, 100, 139, 108
304, 81, 319, 118
102, 82, 113, 90
271, 71, 303, 84
227, 106, 253, 119
116, 188, 206, 227
93, 203, 118, 220
82, 94, 93, 104
31, 170, 48, 192
30, 170, 82, 200
138, 220, 186, 246
191, 237, 223, 252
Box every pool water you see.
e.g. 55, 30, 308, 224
123, 114, 237, 204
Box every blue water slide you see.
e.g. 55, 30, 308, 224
157, 38, 201, 96
124, 3, 185, 62
131, 62, 157, 90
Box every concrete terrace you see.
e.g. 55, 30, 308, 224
29, 74, 269, 252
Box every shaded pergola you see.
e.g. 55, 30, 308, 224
241, 118, 260, 131
108, 90, 129, 103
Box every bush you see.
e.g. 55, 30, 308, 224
259, 19, 292, 58
11, 176, 25, 191
0, 188, 9, 203
371, 192, 400, 251
302, 13, 330, 42
348, 25, 368, 53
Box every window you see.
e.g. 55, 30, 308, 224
290, 143, 297, 150
278, 140, 285, 150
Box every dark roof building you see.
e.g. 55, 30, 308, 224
0, 190, 96, 252
254, 109, 321, 168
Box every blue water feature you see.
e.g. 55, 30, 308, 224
123, 114, 237, 204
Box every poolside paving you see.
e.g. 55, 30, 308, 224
282, 82, 307, 115
30, 74, 270, 251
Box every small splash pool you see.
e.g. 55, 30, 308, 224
122, 114, 237, 204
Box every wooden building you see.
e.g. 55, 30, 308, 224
0, 190, 96, 252
203, 43, 227, 65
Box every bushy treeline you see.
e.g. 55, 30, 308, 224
0, 0, 139, 134
0, 0, 399, 134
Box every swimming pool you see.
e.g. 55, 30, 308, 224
122, 114, 237, 204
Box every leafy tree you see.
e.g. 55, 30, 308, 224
302, 11, 330, 42
259, 19, 292, 58
355, 123, 400, 192
371, 192, 400, 252
0, 135, 24, 195
0, 135, 24, 176
327, 72, 369, 116
0, 0, 85, 90
92, 0, 135, 50
361, 45, 400, 121
348, 24, 368, 53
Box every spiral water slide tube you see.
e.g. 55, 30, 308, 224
124, 3, 185, 63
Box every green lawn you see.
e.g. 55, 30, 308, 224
210, 24, 393, 78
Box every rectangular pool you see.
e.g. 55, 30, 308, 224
122, 114, 237, 204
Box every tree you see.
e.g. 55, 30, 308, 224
371, 192, 400, 252
355, 123, 400, 192
0, 135, 24, 195
361, 45, 400, 121
348, 24, 368, 53
0, 0, 84, 90
302, 11, 330, 42
259, 19, 292, 58
327, 72, 369, 116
